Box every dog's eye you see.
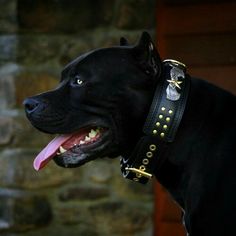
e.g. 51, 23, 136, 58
77, 79, 83, 85
71, 75, 84, 86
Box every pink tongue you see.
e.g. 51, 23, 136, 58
33, 134, 73, 171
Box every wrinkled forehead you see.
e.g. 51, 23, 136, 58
61, 46, 132, 76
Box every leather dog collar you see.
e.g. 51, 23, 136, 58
120, 59, 191, 184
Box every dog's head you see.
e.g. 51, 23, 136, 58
23, 32, 162, 170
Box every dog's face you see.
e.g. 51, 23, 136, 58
24, 32, 162, 170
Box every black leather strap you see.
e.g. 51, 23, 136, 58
120, 59, 191, 184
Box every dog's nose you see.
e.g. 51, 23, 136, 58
23, 98, 40, 114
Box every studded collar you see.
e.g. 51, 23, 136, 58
120, 59, 191, 184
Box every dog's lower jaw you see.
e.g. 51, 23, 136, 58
53, 152, 91, 168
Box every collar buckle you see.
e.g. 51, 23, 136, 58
125, 167, 153, 179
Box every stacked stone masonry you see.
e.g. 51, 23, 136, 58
0, 0, 156, 235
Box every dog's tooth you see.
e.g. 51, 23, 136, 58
79, 140, 85, 145
89, 129, 97, 138
85, 136, 91, 141
59, 146, 67, 153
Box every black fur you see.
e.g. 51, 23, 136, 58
24, 32, 236, 236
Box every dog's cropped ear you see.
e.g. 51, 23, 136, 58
132, 31, 162, 77
120, 37, 129, 46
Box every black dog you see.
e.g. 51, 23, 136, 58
24, 32, 236, 236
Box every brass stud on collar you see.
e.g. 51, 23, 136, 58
146, 151, 153, 158
166, 117, 170, 122
136, 173, 142, 178
161, 107, 166, 111
149, 144, 156, 151
153, 129, 157, 135
140, 165, 146, 171
169, 110, 173, 114
143, 158, 149, 165
160, 132, 165, 138
163, 125, 168, 130
159, 114, 163, 119
156, 122, 160, 127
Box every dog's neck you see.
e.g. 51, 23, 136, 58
120, 59, 190, 185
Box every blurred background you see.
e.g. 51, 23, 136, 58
0, 0, 235, 236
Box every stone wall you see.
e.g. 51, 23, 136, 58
0, 0, 157, 235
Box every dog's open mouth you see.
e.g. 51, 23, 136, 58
33, 127, 109, 170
